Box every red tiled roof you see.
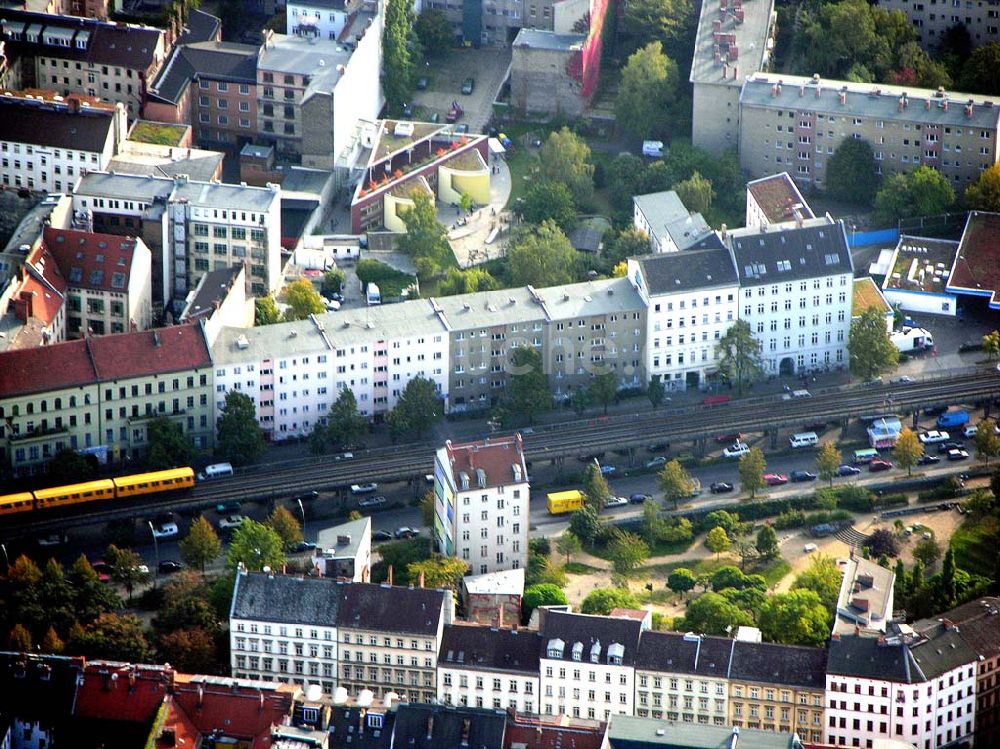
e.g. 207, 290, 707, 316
43, 226, 139, 294
16, 244, 67, 327
504, 714, 605, 749
948, 211, 1000, 307
747, 172, 815, 224
156, 693, 202, 749
0, 323, 210, 398
74, 662, 171, 723
445, 435, 527, 490
609, 608, 650, 621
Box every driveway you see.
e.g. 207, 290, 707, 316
411, 47, 511, 133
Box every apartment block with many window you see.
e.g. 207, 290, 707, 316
876, 0, 1000, 50
730, 218, 854, 376
739, 73, 1000, 190
432, 435, 529, 575
437, 624, 541, 713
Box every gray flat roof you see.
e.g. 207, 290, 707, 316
742, 73, 1000, 129
316, 516, 369, 560
690, 0, 774, 87
634, 191, 714, 251
512, 28, 585, 52
533, 277, 646, 319
258, 34, 351, 100
74, 172, 175, 202
171, 179, 279, 212
432, 285, 546, 331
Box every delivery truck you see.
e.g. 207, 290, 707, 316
547, 490, 585, 515
890, 326, 934, 353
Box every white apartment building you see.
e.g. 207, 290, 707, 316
212, 300, 449, 439
632, 191, 718, 254
538, 610, 643, 722
627, 249, 740, 392
0, 95, 126, 192
825, 626, 978, 749
286, 0, 358, 40
634, 632, 734, 725
745, 172, 816, 231
437, 624, 541, 713
432, 435, 529, 575
729, 218, 854, 376
229, 571, 341, 693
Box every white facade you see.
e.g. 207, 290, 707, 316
438, 667, 539, 713
230, 617, 340, 692
540, 642, 635, 721
635, 670, 729, 725
286, 0, 351, 40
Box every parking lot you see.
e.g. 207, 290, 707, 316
410, 47, 511, 133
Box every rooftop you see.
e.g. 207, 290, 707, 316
258, 32, 353, 102
231, 571, 341, 625
503, 713, 605, 749
606, 714, 800, 749
430, 284, 548, 331
747, 172, 815, 225
73, 171, 176, 203
633, 190, 715, 251
742, 73, 1000, 129
690, 0, 774, 87
315, 515, 370, 559
833, 556, 895, 635
512, 28, 585, 52
885, 235, 959, 294
392, 703, 507, 749
149, 40, 258, 105
336, 582, 448, 635
914, 597, 1000, 658
174, 9, 222, 46
0, 96, 118, 152
532, 277, 647, 320
441, 435, 528, 491
462, 567, 525, 596
632, 247, 739, 296
539, 610, 642, 667
826, 634, 921, 682
128, 120, 189, 147
16, 242, 67, 327
730, 219, 852, 285
947, 211, 1000, 308
853, 277, 892, 318
179, 265, 243, 322
43, 227, 140, 294
908, 621, 979, 680
438, 624, 541, 674
634, 632, 733, 678
729, 640, 827, 689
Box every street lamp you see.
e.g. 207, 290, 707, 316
0, 542, 8, 572
147, 521, 159, 589
296, 498, 306, 526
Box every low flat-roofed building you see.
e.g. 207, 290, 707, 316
833, 555, 895, 636
632, 190, 719, 254
947, 210, 1000, 309
603, 713, 803, 749
461, 567, 525, 626
110, 138, 225, 183
852, 277, 894, 333
313, 515, 371, 582
746, 172, 815, 230
882, 235, 960, 317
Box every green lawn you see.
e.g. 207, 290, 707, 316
565, 561, 602, 575
950, 514, 999, 577
504, 146, 540, 208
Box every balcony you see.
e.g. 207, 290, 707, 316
8, 425, 68, 443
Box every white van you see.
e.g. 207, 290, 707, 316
789, 432, 819, 449
198, 462, 234, 480
642, 140, 664, 158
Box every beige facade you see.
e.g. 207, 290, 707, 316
728, 680, 825, 743
876, 0, 1000, 50
635, 670, 730, 725
338, 627, 440, 704
738, 73, 1000, 190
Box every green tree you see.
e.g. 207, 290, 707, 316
327, 388, 368, 448
667, 568, 697, 599
68, 555, 121, 624
826, 139, 879, 203
320, 268, 346, 298
570, 387, 590, 416
615, 42, 681, 140
145, 416, 197, 470
255, 295, 281, 325
792, 554, 843, 611
673, 171, 714, 216
716, 320, 764, 395
621, 0, 697, 63
893, 427, 924, 476
607, 530, 649, 575
757, 590, 831, 646
580, 587, 641, 615
659, 459, 695, 510
46, 448, 96, 485
849, 307, 900, 382
681, 591, 754, 636
68, 612, 151, 663
964, 488, 996, 518
41, 625, 64, 654
738, 447, 767, 499
180, 516, 222, 572
414, 9, 453, 54
583, 462, 611, 510
105, 545, 149, 603
398, 190, 454, 276
407, 555, 468, 590
216, 390, 266, 466
539, 127, 594, 202
568, 505, 603, 546
226, 519, 286, 572
973, 418, 1000, 465
267, 506, 303, 550
586, 372, 618, 415
982, 331, 1000, 362
959, 41, 1000, 95
755, 525, 780, 560
8, 623, 32, 651
941, 546, 958, 604
437, 267, 499, 296
966, 165, 1000, 212
283, 279, 326, 321
705, 527, 732, 559
912, 536, 941, 566
157, 627, 217, 673
507, 221, 580, 287
704, 510, 739, 536
382, 0, 415, 111
647, 376, 665, 410
640, 499, 666, 545
419, 491, 436, 530
817, 443, 843, 486
555, 532, 582, 563
386, 375, 443, 440
603, 228, 650, 267
39, 558, 75, 636
503, 347, 552, 425
522, 583, 569, 621
520, 180, 577, 231
874, 165, 956, 224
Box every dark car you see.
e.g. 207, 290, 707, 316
454, 123, 470, 134
216, 501, 241, 514
924, 405, 949, 417
373, 530, 393, 542
917, 454, 941, 465
461, 77, 475, 94
290, 541, 318, 553
578, 453, 606, 463
629, 493, 652, 504
838, 464, 861, 476
401, 102, 414, 117
291, 490, 320, 502
869, 459, 893, 472
415, 76, 429, 90
804, 421, 828, 433
937, 441, 964, 454
158, 560, 183, 574
647, 442, 670, 453
710, 482, 734, 493
791, 470, 817, 482
394, 527, 420, 539
947, 448, 970, 461
715, 432, 744, 444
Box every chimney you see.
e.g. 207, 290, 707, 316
721, 223, 728, 240
67, 96, 80, 114
387, 565, 393, 586
732, 65, 738, 80
153, 330, 161, 347
418, 570, 425, 588
815, 84, 821, 98
197, 683, 204, 709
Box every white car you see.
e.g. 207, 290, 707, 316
324, 299, 341, 311
722, 442, 750, 458
351, 483, 378, 494
604, 496, 629, 508
151, 522, 178, 539
918, 430, 951, 444
892, 375, 915, 384
964, 425, 978, 438
218, 515, 246, 531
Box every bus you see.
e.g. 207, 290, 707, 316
547, 490, 585, 515
853, 448, 880, 464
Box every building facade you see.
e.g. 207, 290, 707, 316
745, 172, 815, 231
876, 0, 1000, 50
433, 435, 529, 575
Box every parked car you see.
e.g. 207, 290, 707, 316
359, 495, 386, 508
838, 464, 862, 476
709, 482, 734, 493
869, 459, 893, 472
218, 515, 246, 531
401, 102, 413, 117
461, 77, 475, 94
290, 541, 318, 553
722, 443, 750, 458
791, 470, 817, 482
291, 490, 320, 502
578, 453, 605, 463
645, 456, 667, 469
629, 493, 652, 504
715, 432, 744, 444
446, 101, 464, 123
947, 448, 970, 461
647, 442, 670, 453
394, 527, 420, 539
892, 375, 915, 384
37, 533, 69, 547
216, 501, 241, 514
764, 473, 789, 486
373, 530, 393, 542
604, 496, 629, 508
158, 560, 183, 574
917, 454, 941, 465
599, 465, 616, 476
151, 522, 179, 539
90, 561, 112, 583
415, 76, 429, 90
351, 483, 378, 494
324, 299, 341, 312
919, 430, 951, 444
937, 441, 965, 454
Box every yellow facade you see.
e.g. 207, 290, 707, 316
728, 680, 825, 743
438, 149, 490, 206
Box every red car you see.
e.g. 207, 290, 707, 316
869, 459, 893, 472
764, 473, 789, 486
715, 432, 744, 444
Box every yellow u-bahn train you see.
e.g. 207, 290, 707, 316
0, 467, 195, 516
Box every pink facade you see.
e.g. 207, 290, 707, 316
194, 78, 258, 149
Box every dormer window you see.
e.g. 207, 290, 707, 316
546, 638, 564, 659
607, 642, 625, 666
590, 640, 601, 663
571, 642, 583, 661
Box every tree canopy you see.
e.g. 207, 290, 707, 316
382, 0, 415, 111
520, 180, 577, 231
580, 587, 641, 615
539, 128, 594, 202
216, 390, 267, 466
958, 41, 1000, 95
659, 459, 695, 509
283, 279, 325, 321
826, 139, 879, 204
848, 307, 900, 382
757, 590, 831, 646
507, 221, 580, 288
893, 427, 924, 475
407, 556, 468, 590
792, 554, 843, 611
226, 520, 286, 572
266, 506, 303, 549
179, 517, 221, 572
414, 9, 453, 55
255, 295, 281, 325
673, 171, 714, 216
716, 320, 764, 395
616, 42, 682, 140
681, 591, 754, 635
501, 347, 552, 425
705, 527, 732, 558
387, 375, 443, 440
146, 416, 197, 470
738, 447, 767, 499
398, 190, 454, 277
523, 583, 568, 621
874, 166, 955, 224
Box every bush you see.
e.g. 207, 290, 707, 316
918, 477, 964, 501
355, 259, 417, 300
773, 509, 807, 530
875, 493, 908, 508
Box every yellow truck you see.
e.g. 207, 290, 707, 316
547, 489, 585, 514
